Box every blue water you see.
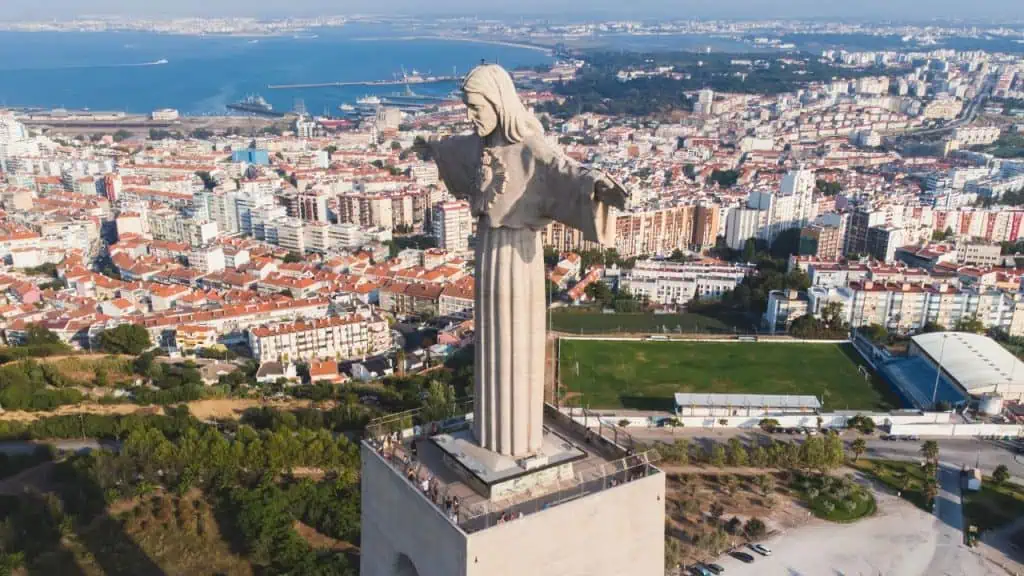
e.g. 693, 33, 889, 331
0, 26, 553, 115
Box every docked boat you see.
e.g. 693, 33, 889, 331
227, 95, 285, 117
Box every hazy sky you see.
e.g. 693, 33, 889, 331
2, 0, 1021, 21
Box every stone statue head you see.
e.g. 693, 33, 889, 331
462, 64, 544, 143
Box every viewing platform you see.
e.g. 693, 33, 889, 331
362, 401, 662, 535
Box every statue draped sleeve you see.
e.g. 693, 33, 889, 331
429, 134, 482, 203
530, 139, 617, 247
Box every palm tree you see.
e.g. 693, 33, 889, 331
924, 477, 939, 506
851, 438, 867, 462
920, 440, 939, 464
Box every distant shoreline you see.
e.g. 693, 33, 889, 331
351, 35, 553, 54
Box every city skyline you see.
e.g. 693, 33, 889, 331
2, 0, 1024, 22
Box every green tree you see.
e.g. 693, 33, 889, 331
708, 169, 739, 188
709, 444, 726, 467
756, 474, 775, 496
585, 281, 614, 307
742, 238, 757, 263
921, 321, 946, 333
283, 252, 303, 264
920, 440, 939, 464
23, 325, 62, 347
861, 324, 889, 344
823, 434, 845, 470
97, 324, 152, 355
800, 436, 826, 470
743, 517, 767, 539
851, 438, 867, 462
750, 446, 769, 468
954, 316, 985, 334
992, 464, 1010, 486
421, 381, 457, 422
758, 418, 780, 433
195, 170, 217, 191
112, 129, 132, 142
726, 438, 749, 467
924, 477, 939, 506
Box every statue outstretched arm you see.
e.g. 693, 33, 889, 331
414, 134, 481, 203
536, 147, 627, 247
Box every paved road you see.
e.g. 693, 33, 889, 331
0, 439, 118, 455
627, 427, 1024, 481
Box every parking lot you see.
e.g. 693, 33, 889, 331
692, 480, 1014, 576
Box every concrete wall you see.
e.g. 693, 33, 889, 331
565, 410, 952, 431
465, 470, 665, 576
360, 443, 469, 576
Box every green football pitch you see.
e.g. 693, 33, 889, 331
558, 340, 897, 412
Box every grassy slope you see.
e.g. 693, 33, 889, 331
559, 340, 896, 411
849, 459, 931, 511
962, 478, 1024, 533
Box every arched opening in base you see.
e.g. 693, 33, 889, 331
394, 553, 421, 576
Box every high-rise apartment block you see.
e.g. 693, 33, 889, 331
432, 201, 472, 253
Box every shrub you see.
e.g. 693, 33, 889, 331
743, 517, 767, 539
993, 465, 1010, 486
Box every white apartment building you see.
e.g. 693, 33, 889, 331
957, 243, 1001, 267
432, 200, 472, 253
849, 281, 1024, 335
725, 207, 762, 251
247, 314, 392, 363
189, 244, 226, 273
765, 289, 810, 334
952, 126, 1001, 147
148, 210, 219, 247
620, 260, 750, 306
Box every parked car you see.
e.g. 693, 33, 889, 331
729, 551, 755, 563
749, 543, 772, 556
688, 566, 713, 576
704, 563, 725, 574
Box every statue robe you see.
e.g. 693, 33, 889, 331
432, 132, 616, 457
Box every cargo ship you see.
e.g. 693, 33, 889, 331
227, 95, 285, 117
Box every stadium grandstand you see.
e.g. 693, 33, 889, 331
878, 332, 1024, 410
673, 393, 821, 417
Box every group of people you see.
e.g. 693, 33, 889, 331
496, 510, 525, 524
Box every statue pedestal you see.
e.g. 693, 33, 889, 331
431, 425, 584, 501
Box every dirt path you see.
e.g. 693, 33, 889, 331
0, 397, 333, 423
293, 520, 359, 554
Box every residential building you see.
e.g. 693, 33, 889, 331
432, 201, 472, 253
799, 225, 843, 261
692, 204, 720, 249
247, 314, 391, 363
620, 260, 750, 306
613, 205, 694, 258
957, 243, 1001, 267
866, 225, 905, 263
765, 289, 810, 334
725, 207, 762, 251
